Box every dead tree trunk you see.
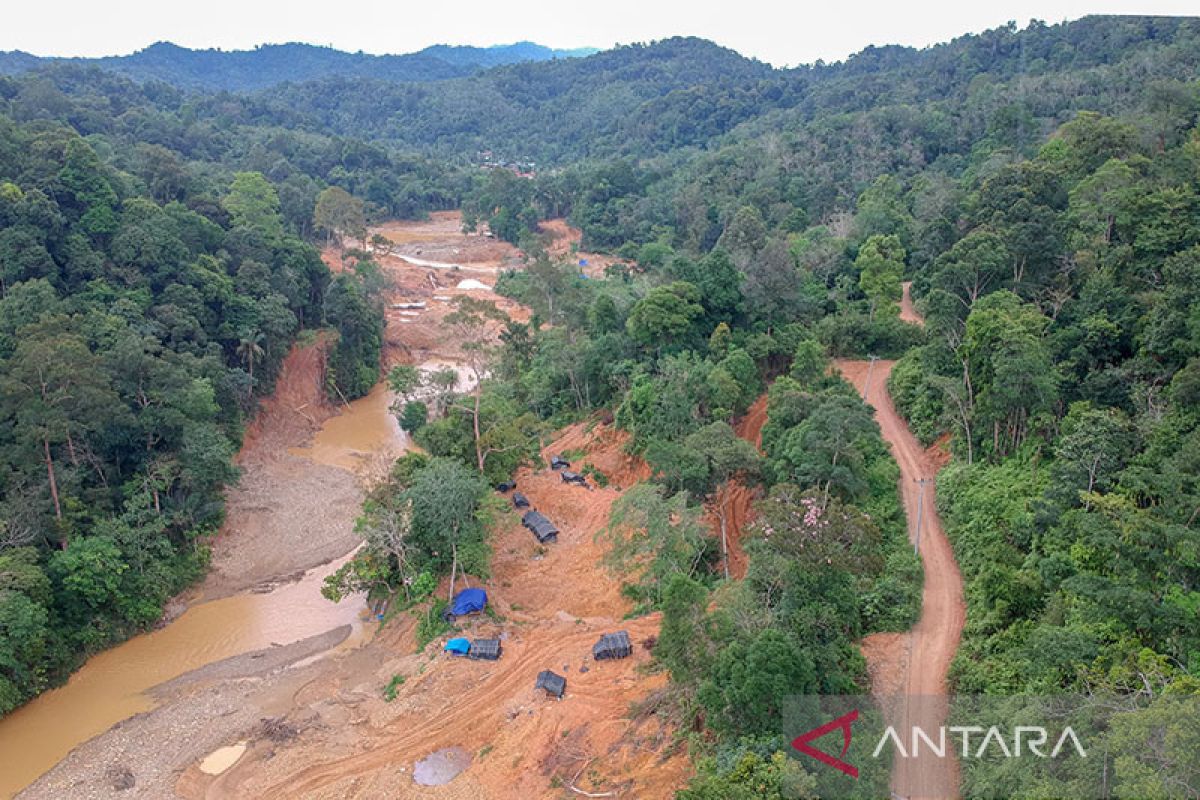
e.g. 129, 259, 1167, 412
718, 488, 731, 580
44, 437, 63, 525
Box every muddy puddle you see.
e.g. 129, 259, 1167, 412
413, 746, 472, 786
0, 376, 418, 798
199, 742, 248, 776
287, 363, 476, 471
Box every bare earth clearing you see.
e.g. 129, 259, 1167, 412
219, 424, 688, 800
538, 218, 630, 278
18, 215, 687, 800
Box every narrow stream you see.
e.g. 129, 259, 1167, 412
0, 381, 408, 798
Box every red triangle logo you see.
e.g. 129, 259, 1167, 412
791, 708, 859, 778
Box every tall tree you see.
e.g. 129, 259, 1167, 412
602, 484, 715, 607
58, 138, 118, 240
625, 281, 704, 352
404, 458, 489, 600
772, 394, 878, 503
223, 172, 284, 240
856, 233, 905, 321
443, 297, 510, 473
1, 321, 125, 529
963, 291, 1058, 457
313, 186, 367, 248
931, 228, 1009, 310
236, 329, 265, 394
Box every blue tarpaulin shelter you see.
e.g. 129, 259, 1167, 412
444, 637, 471, 655
450, 588, 488, 616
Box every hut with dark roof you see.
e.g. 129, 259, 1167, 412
469, 638, 502, 661
592, 631, 633, 661
535, 669, 566, 699
521, 510, 559, 543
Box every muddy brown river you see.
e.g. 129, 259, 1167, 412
290, 381, 407, 470
0, 381, 411, 798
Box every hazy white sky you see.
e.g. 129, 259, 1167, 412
3, 1, 1197, 65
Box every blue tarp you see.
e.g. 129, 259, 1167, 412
444, 637, 471, 655
450, 588, 488, 616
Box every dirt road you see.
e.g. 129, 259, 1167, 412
900, 281, 924, 326
710, 394, 770, 579
835, 295, 964, 799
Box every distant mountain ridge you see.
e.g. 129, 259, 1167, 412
0, 40, 598, 91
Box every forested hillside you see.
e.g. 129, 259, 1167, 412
213, 17, 1200, 169
451, 18, 1200, 250
0, 41, 597, 92
0, 65, 473, 220
1, 14, 1199, 796
0, 112, 390, 713
883, 105, 1200, 796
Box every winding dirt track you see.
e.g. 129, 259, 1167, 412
898, 281, 923, 326
712, 394, 770, 579
837, 284, 966, 799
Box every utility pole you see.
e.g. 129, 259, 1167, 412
862, 354, 879, 401
914, 477, 929, 554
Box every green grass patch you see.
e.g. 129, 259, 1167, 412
382, 673, 406, 702
415, 598, 453, 652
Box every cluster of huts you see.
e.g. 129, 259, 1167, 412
442, 586, 633, 700
435, 454, 632, 701
531, 631, 634, 698
499, 453, 588, 545
441, 589, 504, 659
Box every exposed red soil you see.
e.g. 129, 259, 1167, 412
319, 215, 534, 379
210, 419, 691, 799
377, 211, 522, 269
834, 356, 965, 799
735, 394, 769, 449
707, 394, 771, 580
710, 483, 756, 581
237, 335, 336, 463
900, 281, 924, 327
550, 419, 651, 490
538, 218, 630, 278
926, 432, 953, 470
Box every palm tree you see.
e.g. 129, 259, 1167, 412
236, 329, 265, 395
